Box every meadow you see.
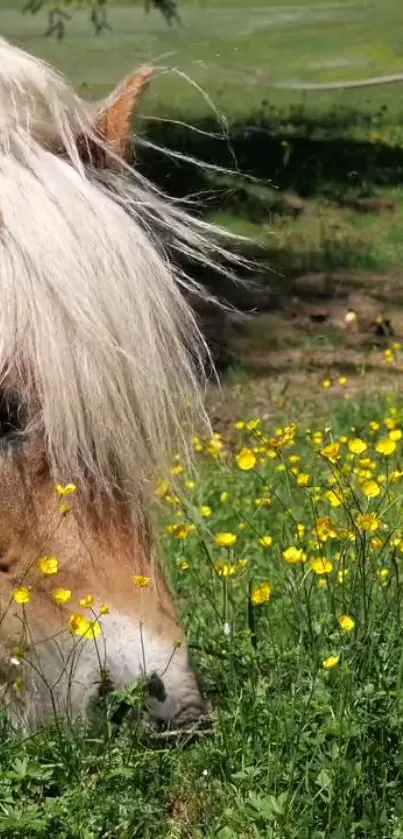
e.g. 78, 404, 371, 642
3, 1, 403, 836
5, 390, 403, 837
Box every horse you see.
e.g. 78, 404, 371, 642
0, 38, 240, 729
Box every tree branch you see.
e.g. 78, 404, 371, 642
23, 0, 180, 38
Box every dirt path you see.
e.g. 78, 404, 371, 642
206, 269, 403, 425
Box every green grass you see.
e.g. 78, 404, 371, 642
5, 390, 403, 836
210, 187, 403, 280
3, 0, 403, 131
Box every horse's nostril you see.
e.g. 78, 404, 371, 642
147, 673, 167, 703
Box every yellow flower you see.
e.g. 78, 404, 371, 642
355, 512, 380, 532
38, 556, 59, 576
376, 438, 397, 456
236, 448, 256, 470
176, 558, 189, 570
166, 495, 180, 507
311, 557, 333, 575
155, 479, 170, 498
207, 435, 224, 456
214, 561, 237, 577
326, 490, 343, 507
68, 612, 101, 639
132, 575, 152, 587
170, 464, 184, 476
192, 436, 203, 452
357, 469, 372, 482
234, 420, 245, 430
251, 582, 272, 605
362, 480, 381, 498
79, 594, 95, 608
13, 587, 31, 604
220, 491, 230, 503
297, 473, 311, 486
322, 379, 332, 389
215, 532, 237, 548
296, 523, 306, 539
338, 376, 348, 385
200, 506, 212, 518
315, 518, 339, 541
246, 419, 260, 431
259, 535, 273, 548
370, 421, 380, 431
282, 546, 306, 564
100, 604, 110, 615
348, 438, 367, 455
389, 428, 402, 441
370, 131, 384, 144
322, 655, 340, 670
377, 568, 390, 583
338, 615, 355, 632
52, 588, 72, 605
59, 503, 72, 515
170, 523, 195, 540
185, 480, 196, 491
320, 442, 341, 463
359, 457, 375, 468
54, 483, 77, 495
255, 496, 272, 508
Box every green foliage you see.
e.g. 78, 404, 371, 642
23, 0, 180, 39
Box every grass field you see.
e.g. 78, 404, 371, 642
2, 0, 403, 124
4, 2, 403, 837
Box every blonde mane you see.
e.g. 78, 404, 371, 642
0, 38, 242, 515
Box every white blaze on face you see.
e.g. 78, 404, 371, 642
19, 611, 205, 726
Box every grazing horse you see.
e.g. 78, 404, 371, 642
0, 38, 235, 728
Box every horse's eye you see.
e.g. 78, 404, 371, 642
0, 391, 25, 440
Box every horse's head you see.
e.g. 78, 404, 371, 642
0, 39, 225, 728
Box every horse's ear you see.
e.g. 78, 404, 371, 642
82, 67, 154, 165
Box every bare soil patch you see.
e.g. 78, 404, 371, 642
206, 268, 403, 425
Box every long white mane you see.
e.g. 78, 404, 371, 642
0, 38, 241, 512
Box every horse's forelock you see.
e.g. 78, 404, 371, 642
0, 38, 221, 514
